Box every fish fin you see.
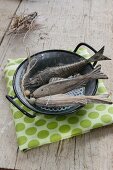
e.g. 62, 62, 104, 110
49, 75, 80, 83
88, 65, 108, 79
88, 46, 111, 62
72, 74, 80, 78
49, 77, 64, 82
95, 94, 110, 98
86, 95, 112, 104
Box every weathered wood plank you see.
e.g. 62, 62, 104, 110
0, 0, 113, 170
0, 0, 22, 169
74, 0, 113, 170
0, 0, 22, 44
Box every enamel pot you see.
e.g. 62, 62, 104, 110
6, 43, 98, 118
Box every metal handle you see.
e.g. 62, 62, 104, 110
6, 95, 36, 118
74, 42, 98, 67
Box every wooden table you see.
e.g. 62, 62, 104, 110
0, 0, 113, 169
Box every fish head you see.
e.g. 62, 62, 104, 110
29, 75, 44, 88
33, 85, 50, 98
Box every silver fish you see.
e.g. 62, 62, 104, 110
33, 65, 108, 98
23, 46, 110, 90
35, 94, 112, 107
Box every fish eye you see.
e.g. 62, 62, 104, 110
41, 89, 43, 91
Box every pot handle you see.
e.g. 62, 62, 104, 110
6, 95, 36, 118
74, 42, 98, 67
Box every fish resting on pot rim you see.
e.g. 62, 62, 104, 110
33, 65, 108, 98
23, 46, 111, 91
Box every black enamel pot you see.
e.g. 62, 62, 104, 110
6, 43, 98, 118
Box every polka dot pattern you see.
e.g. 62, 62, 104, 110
17, 136, 27, 146
59, 125, 71, 133
96, 105, 106, 111
88, 112, 99, 119
68, 116, 79, 124
56, 115, 66, 121
80, 120, 92, 128
26, 127, 37, 135
101, 115, 112, 123
71, 128, 82, 135
93, 123, 103, 129
24, 117, 35, 123
28, 140, 40, 148
76, 109, 86, 116
35, 119, 46, 126
16, 123, 25, 132
50, 134, 61, 142
108, 107, 113, 114
4, 48, 113, 151
84, 103, 94, 110
47, 122, 58, 129
37, 130, 49, 139
14, 111, 23, 119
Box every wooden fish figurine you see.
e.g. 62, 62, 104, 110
23, 46, 111, 90
35, 94, 112, 107
33, 65, 108, 98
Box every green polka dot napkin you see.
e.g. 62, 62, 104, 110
4, 48, 113, 151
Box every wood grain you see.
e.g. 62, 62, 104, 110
0, 0, 113, 169
0, 0, 22, 169
0, 0, 22, 44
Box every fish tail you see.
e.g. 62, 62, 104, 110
88, 65, 108, 79
85, 94, 112, 105
88, 46, 111, 62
